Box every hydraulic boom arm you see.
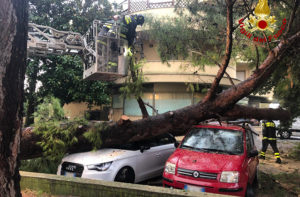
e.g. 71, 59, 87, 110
27, 21, 127, 81
27, 23, 84, 56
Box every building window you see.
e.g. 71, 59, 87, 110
155, 93, 191, 114
124, 93, 153, 116
237, 71, 246, 81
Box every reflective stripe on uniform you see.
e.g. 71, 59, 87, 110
265, 122, 275, 127
274, 152, 280, 158
263, 137, 268, 140
260, 151, 265, 156
97, 40, 107, 45
268, 138, 277, 140
124, 16, 132, 24
120, 33, 126, 38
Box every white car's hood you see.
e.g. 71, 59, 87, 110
61, 148, 136, 165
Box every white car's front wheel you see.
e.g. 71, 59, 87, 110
114, 167, 135, 183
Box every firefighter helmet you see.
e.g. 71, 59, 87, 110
136, 14, 144, 26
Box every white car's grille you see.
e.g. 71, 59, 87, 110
61, 162, 84, 177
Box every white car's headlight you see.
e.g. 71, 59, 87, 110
164, 162, 176, 174
220, 171, 239, 183
87, 161, 113, 171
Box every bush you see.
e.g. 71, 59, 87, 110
21, 97, 89, 173
34, 96, 65, 122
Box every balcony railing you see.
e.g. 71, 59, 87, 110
119, 0, 187, 14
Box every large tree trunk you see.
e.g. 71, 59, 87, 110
19, 105, 290, 160
0, 0, 28, 196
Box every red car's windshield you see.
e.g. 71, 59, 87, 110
180, 127, 244, 155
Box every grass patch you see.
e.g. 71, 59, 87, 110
271, 170, 300, 194
257, 171, 290, 197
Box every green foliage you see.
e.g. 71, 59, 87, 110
147, 0, 300, 120
83, 122, 110, 150
33, 97, 83, 158
120, 58, 146, 99
34, 97, 65, 122
37, 55, 110, 106
21, 118, 88, 174
25, 0, 113, 122
25, 97, 83, 171
20, 157, 60, 174
29, 0, 113, 34
238, 0, 300, 120
146, 0, 239, 66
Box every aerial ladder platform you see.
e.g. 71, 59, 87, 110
27, 20, 128, 81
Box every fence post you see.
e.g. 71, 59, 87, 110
128, 0, 131, 13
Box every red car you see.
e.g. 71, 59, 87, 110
163, 123, 259, 197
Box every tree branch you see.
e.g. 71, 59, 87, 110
213, 30, 300, 109
255, 45, 260, 70
203, 0, 234, 101
223, 105, 290, 121
144, 102, 159, 115
284, 0, 299, 37
262, 32, 271, 51
190, 50, 236, 88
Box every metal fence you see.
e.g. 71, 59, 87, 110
120, 0, 188, 14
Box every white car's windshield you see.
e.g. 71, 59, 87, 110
181, 128, 244, 155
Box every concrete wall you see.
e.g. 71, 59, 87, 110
20, 171, 225, 197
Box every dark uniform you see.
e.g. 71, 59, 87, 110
120, 14, 144, 47
260, 120, 281, 163
98, 14, 144, 51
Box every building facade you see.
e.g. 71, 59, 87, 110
110, 0, 272, 121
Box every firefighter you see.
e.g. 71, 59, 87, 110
260, 120, 282, 163
120, 14, 145, 47
98, 14, 144, 49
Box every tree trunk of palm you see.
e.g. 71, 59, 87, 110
0, 0, 28, 196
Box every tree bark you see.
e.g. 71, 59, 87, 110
129, 55, 149, 119
203, 0, 233, 101
0, 0, 28, 196
19, 105, 290, 160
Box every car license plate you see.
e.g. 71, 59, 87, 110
184, 184, 205, 192
64, 171, 75, 177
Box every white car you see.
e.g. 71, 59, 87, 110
57, 133, 177, 183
